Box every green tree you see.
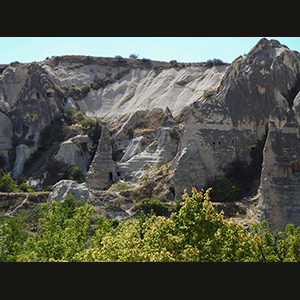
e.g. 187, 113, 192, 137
67, 165, 85, 183
0, 218, 29, 262
0, 173, 16, 192
210, 176, 239, 202
18, 194, 93, 262
62, 108, 74, 125
19, 182, 34, 192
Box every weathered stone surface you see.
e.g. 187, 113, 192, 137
120, 136, 145, 162
12, 144, 38, 178
258, 101, 300, 231
117, 107, 180, 180
170, 38, 300, 199
9, 64, 64, 144
86, 125, 118, 190
43, 62, 226, 119
49, 179, 91, 202
0, 112, 13, 161
54, 135, 93, 175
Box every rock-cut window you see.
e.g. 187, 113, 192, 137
292, 161, 300, 173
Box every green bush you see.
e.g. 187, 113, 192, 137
19, 182, 34, 192
210, 176, 238, 202
4, 188, 300, 261
0, 218, 29, 262
81, 117, 102, 144
17, 194, 93, 262
0, 173, 16, 192
62, 108, 74, 125
67, 166, 85, 183
139, 198, 170, 216
115, 182, 129, 192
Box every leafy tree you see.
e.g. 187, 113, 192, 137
0, 218, 29, 262
19, 182, 34, 192
3, 186, 300, 262
0, 172, 16, 192
129, 54, 139, 59
139, 198, 170, 216
81, 117, 102, 144
67, 165, 85, 183
210, 176, 239, 202
62, 108, 74, 125
18, 194, 93, 262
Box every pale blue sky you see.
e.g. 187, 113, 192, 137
0, 37, 299, 65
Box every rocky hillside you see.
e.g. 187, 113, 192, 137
1, 38, 300, 231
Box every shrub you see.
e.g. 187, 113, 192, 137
115, 182, 129, 192
129, 54, 139, 59
67, 166, 85, 183
210, 176, 238, 202
81, 117, 102, 143
19, 182, 34, 192
139, 198, 169, 216
0, 218, 29, 262
0, 173, 16, 192
125, 125, 134, 139
62, 108, 74, 125
205, 58, 224, 67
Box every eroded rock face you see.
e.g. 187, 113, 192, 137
54, 135, 93, 175
10, 64, 64, 144
117, 107, 180, 180
258, 94, 300, 231
86, 125, 118, 190
41, 60, 226, 119
170, 38, 300, 199
2, 39, 300, 231
0, 112, 13, 161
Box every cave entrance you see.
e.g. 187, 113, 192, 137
292, 161, 300, 173
232, 138, 237, 147
109, 172, 113, 181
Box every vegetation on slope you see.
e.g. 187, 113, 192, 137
1, 188, 300, 262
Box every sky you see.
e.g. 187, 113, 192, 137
0, 37, 299, 65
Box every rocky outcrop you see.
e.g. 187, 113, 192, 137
2, 39, 300, 229
40, 58, 226, 119
49, 179, 91, 202
54, 135, 93, 175
0, 112, 14, 161
170, 38, 300, 199
258, 92, 300, 231
86, 125, 118, 190
117, 107, 180, 180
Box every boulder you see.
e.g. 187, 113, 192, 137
48, 179, 91, 202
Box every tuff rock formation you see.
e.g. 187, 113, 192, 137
54, 134, 93, 175
258, 92, 300, 231
86, 125, 118, 190
170, 38, 300, 200
1, 38, 300, 229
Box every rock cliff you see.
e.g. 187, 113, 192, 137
1, 38, 300, 229
170, 38, 300, 199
